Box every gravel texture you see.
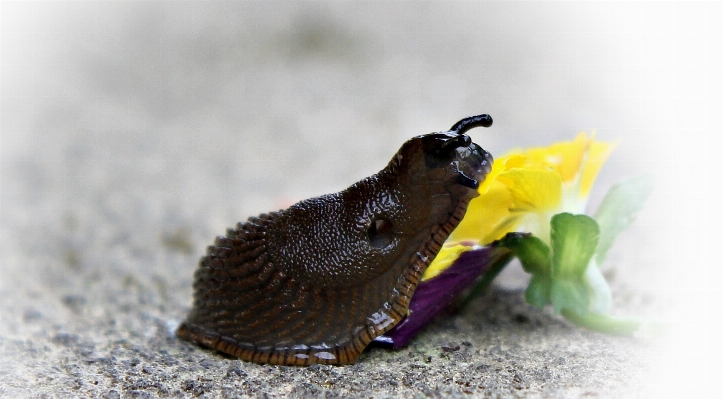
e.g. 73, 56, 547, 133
2, 2, 719, 398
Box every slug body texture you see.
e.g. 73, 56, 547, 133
177, 115, 494, 365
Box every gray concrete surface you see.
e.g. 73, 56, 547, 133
2, 2, 720, 398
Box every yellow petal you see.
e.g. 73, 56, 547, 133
497, 168, 562, 212
478, 154, 524, 195
421, 244, 473, 281
451, 180, 514, 244
524, 133, 590, 183
580, 139, 615, 197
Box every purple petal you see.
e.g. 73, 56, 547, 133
376, 246, 513, 349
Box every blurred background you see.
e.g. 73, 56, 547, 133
2, 2, 721, 397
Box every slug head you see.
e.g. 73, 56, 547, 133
391, 114, 494, 204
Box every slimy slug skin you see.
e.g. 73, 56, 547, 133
177, 114, 494, 365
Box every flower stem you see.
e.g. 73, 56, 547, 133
457, 249, 514, 310
560, 308, 645, 336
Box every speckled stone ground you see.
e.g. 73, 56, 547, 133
2, 2, 720, 398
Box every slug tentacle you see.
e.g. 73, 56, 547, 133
178, 115, 495, 365
456, 172, 480, 190
449, 114, 493, 135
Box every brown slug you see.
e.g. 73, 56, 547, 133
177, 114, 494, 365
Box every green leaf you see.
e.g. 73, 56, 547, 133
551, 278, 590, 315
550, 213, 600, 279
497, 233, 551, 276
593, 175, 655, 264
525, 274, 551, 308
497, 233, 554, 309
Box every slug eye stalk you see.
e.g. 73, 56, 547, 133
449, 114, 493, 134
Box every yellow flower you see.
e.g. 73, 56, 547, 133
452, 132, 613, 245
423, 132, 613, 280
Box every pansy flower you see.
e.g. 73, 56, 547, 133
450, 132, 614, 245
378, 133, 653, 348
